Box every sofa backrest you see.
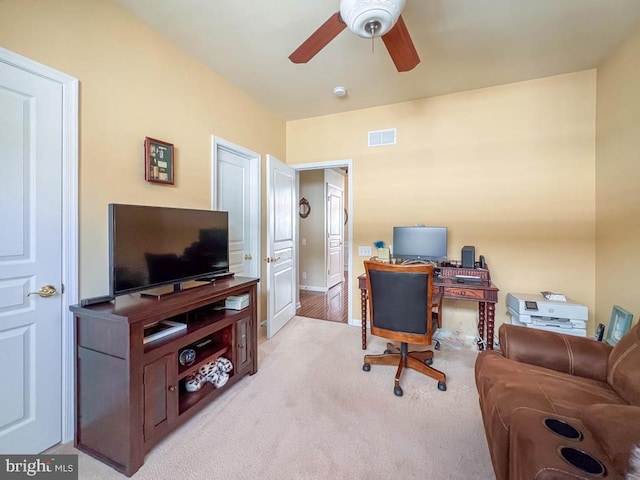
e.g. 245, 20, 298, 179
608, 321, 640, 405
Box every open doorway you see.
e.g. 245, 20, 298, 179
292, 160, 353, 325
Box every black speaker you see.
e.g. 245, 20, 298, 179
461, 246, 475, 268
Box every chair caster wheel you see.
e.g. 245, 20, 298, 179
438, 381, 447, 391
362, 363, 371, 372
434, 341, 441, 351
394, 386, 403, 397
383, 349, 391, 354
424, 358, 433, 366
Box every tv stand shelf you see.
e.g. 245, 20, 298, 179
70, 276, 259, 476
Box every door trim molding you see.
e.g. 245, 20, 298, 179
211, 136, 261, 310
291, 160, 354, 327
0, 48, 79, 444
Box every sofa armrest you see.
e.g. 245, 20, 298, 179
499, 323, 612, 382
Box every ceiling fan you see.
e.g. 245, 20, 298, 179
289, 0, 420, 72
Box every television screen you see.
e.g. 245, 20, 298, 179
392, 226, 448, 261
109, 204, 230, 296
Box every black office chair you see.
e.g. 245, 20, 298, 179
362, 260, 446, 396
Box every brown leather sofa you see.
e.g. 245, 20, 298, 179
475, 321, 640, 479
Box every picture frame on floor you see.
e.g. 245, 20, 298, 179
605, 305, 633, 346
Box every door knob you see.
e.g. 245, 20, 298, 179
27, 285, 57, 298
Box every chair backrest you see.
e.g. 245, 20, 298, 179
364, 260, 435, 345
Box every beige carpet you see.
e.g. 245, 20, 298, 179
53, 316, 494, 479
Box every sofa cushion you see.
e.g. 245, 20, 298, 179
483, 374, 623, 429
608, 322, 640, 404
582, 404, 640, 469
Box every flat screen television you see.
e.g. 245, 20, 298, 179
109, 204, 230, 296
392, 226, 448, 262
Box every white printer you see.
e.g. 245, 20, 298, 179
506, 292, 588, 337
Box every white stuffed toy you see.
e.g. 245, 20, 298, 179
184, 361, 220, 392
216, 356, 233, 374
211, 357, 233, 388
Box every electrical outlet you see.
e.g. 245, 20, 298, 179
302, 271, 307, 279
358, 246, 372, 257
301, 238, 307, 246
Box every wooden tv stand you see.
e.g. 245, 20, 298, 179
70, 276, 259, 476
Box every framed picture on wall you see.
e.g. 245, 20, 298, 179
144, 137, 174, 185
605, 305, 634, 346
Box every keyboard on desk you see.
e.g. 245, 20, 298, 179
454, 274, 483, 284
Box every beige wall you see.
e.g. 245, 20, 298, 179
0, 0, 285, 299
5, 0, 630, 338
287, 71, 597, 338
595, 23, 640, 328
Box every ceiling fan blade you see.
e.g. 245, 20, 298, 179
289, 12, 346, 64
381, 15, 420, 72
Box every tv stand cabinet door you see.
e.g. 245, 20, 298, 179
143, 353, 178, 446
235, 316, 253, 375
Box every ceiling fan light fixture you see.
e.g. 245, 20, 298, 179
339, 0, 406, 38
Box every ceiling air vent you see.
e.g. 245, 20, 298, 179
368, 128, 396, 147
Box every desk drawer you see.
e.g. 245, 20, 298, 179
446, 287, 488, 301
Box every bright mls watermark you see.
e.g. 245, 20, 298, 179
0, 455, 77, 480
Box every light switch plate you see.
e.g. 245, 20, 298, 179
358, 246, 372, 257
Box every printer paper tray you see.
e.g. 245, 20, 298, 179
532, 317, 572, 328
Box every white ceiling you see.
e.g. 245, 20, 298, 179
114, 0, 640, 121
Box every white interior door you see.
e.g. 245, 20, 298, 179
213, 138, 260, 278
326, 183, 344, 288
0, 60, 65, 453
266, 155, 296, 338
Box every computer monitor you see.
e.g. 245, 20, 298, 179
392, 226, 448, 262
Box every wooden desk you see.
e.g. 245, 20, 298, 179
358, 265, 499, 350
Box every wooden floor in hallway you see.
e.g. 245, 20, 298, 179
297, 278, 348, 323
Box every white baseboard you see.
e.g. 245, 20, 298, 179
349, 318, 362, 327
299, 285, 328, 293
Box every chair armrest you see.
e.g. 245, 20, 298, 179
499, 324, 612, 382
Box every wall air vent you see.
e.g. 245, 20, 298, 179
368, 128, 396, 147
